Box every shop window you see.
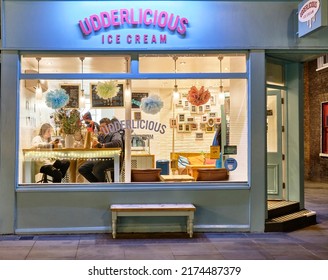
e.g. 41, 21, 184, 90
139, 54, 247, 73
322, 102, 328, 154
18, 54, 248, 185
21, 55, 129, 74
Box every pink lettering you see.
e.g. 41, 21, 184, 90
90, 14, 102, 31
130, 8, 138, 24
151, 35, 157, 43
78, 18, 92, 35
108, 35, 113, 43
120, 9, 130, 24
116, 34, 121, 44
144, 34, 148, 43
158, 11, 168, 28
143, 9, 152, 25
135, 34, 140, 43
111, 10, 119, 26
127, 34, 132, 43
100, 12, 111, 28
160, 34, 167, 43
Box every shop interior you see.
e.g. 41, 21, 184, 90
18, 53, 248, 184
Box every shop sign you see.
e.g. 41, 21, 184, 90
78, 8, 189, 45
298, 0, 327, 37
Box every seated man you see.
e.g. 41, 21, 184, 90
78, 117, 124, 182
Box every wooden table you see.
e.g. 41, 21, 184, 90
160, 174, 195, 182
23, 147, 121, 183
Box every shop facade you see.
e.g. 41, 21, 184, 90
1, 0, 327, 235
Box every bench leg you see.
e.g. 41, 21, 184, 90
112, 212, 117, 239
187, 215, 194, 238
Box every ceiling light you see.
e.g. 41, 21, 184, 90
173, 55, 180, 100
35, 57, 43, 100
80, 57, 85, 108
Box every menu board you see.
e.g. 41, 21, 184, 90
60, 84, 80, 108
132, 92, 149, 109
91, 83, 124, 108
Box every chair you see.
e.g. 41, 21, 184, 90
35, 173, 53, 183
196, 168, 229, 181
131, 168, 162, 182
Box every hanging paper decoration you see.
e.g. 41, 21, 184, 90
187, 86, 211, 106
140, 95, 164, 115
96, 80, 120, 99
45, 89, 69, 109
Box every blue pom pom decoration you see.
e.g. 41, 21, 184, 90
45, 89, 69, 109
140, 95, 164, 115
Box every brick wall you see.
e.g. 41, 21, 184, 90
304, 60, 328, 182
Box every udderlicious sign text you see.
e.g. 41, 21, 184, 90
78, 8, 189, 45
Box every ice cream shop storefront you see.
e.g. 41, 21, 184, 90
1, 0, 326, 235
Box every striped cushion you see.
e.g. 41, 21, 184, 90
178, 156, 189, 167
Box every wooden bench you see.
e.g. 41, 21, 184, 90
110, 203, 196, 238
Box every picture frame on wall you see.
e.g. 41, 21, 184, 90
134, 111, 142, 120
176, 100, 183, 107
170, 118, 177, 128
210, 95, 216, 105
209, 112, 217, 118
132, 92, 148, 109
191, 123, 198, 130
178, 113, 185, 122
90, 83, 124, 108
187, 116, 194, 122
185, 124, 191, 132
205, 104, 211, 111
195, 132, 204, 140
60, 84, 80, 108
198, 105, 204, 114
206, 125, 215, 133
178, 124, 184, 132
191, 105, 197, 113
200, 123, 206, 130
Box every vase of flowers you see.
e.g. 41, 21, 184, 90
53, 109, 81, 147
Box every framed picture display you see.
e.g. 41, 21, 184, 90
209, 112, 217, 118
170, 118, 177, 128
205, 104, 211, 111
134, 111, 142, 120
191, 105, 197, 113
60, 84, 80, 108
206, 125, 215, 133
176, 100, 183, 107
210, 95, 216, 105
132, 92, 148, 109
191, 123, 198, 130
90, 83, 124, 108
195, 132, 204, 140
178, 124, 184, 132
187, 116, 194, 122
178, 113, 185, 122
185, 124, 191, 132
198, 105, 204, 114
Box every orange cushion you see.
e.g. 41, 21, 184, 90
188, 155, 204, 165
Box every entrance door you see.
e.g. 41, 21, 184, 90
267, 88, 285, 200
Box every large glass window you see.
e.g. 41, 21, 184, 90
18, 53, 248, 184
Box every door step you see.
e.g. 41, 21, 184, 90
265, 201, 317, 232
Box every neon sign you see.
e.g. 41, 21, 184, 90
78, 8, 189, 45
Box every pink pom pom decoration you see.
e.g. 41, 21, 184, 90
187, 86, 211, 106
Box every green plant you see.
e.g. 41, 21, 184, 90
54, 108, 81, 135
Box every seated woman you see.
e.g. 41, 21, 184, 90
31, 123, 70, 183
